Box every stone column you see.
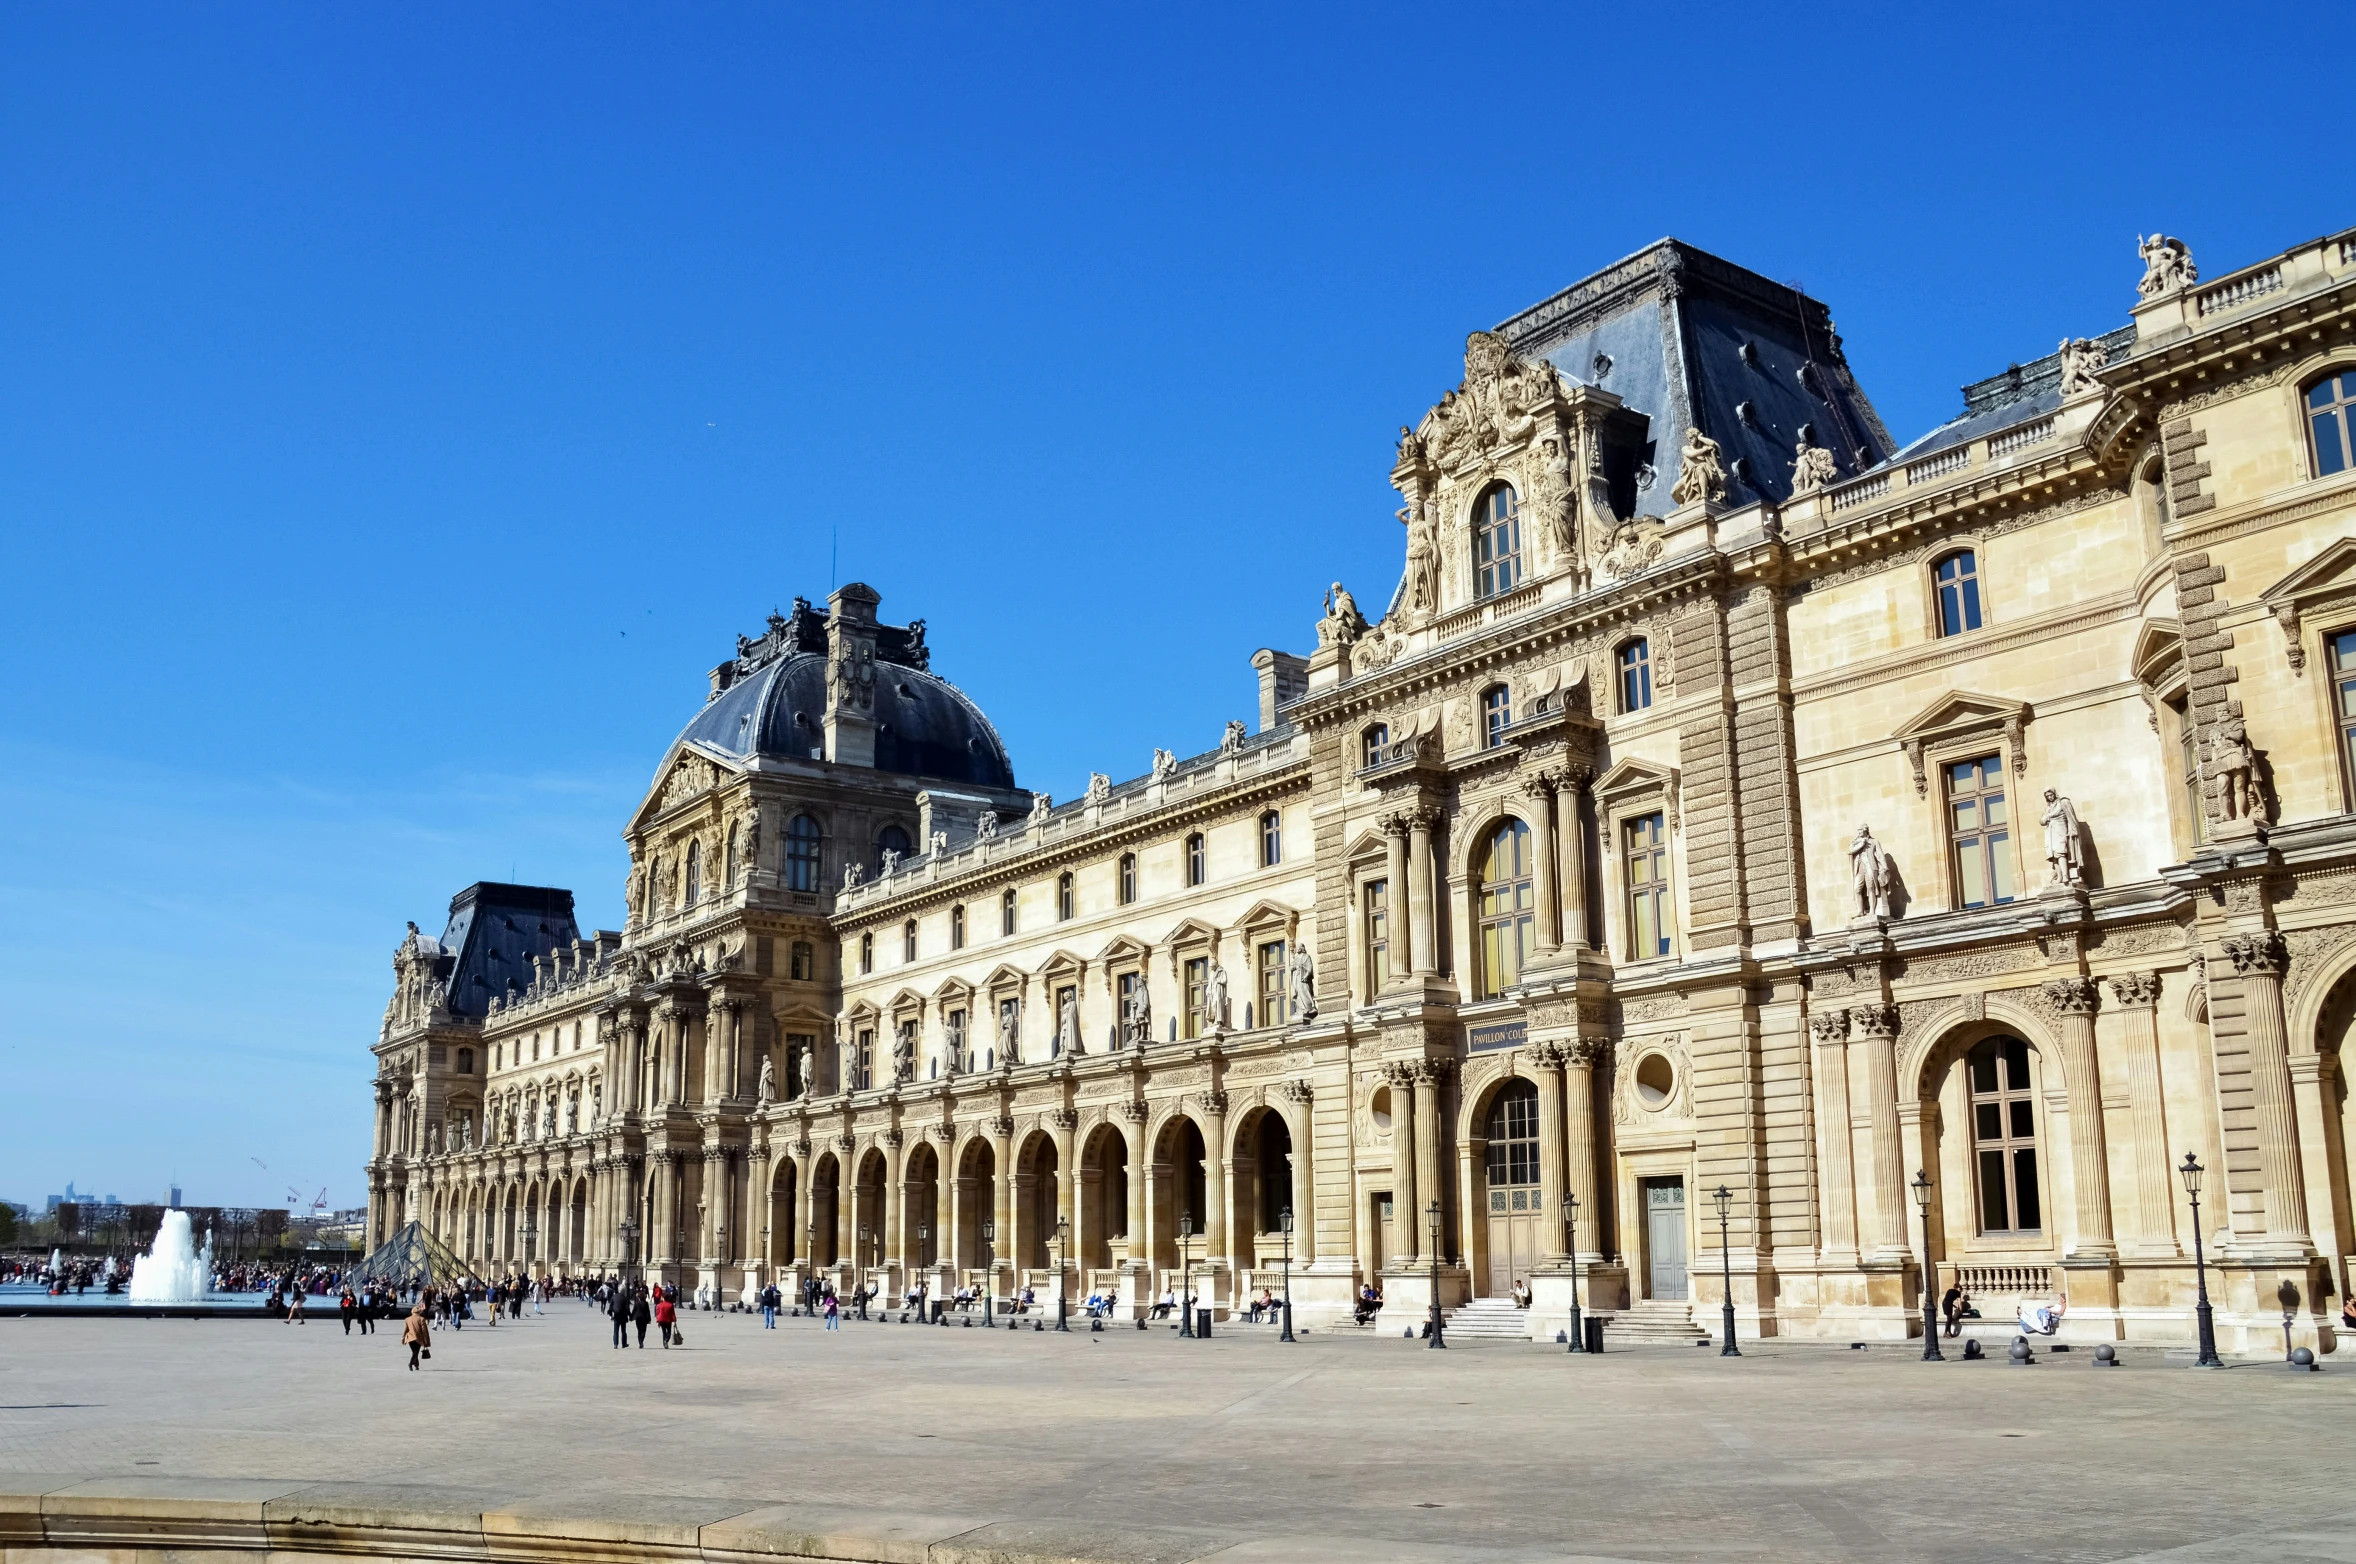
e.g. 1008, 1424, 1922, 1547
1120, 1108, 1149, 1269
1560, 766, 1592, 952
882, 1128, 905, 1277
702, 1003, 727, 1109
2227, 932, 2311, 1245
1278, 1080, 1316, 1263
654, 1152, 679, 1271
1203, 1093, 1231, 1274
1413, 1060, 1447, 1259
702, 1146, 727, 1271
990, 1116, 1015, 1281
1407, 808, 1441, 979
1564, 1042, 1603, 1264
1382, 816, 1412, 988
1387, 1061, 1420, 1263
747, 1146, 772, 1281
1048, 1109, 1078, 1283
1810, 1012, 1859, 1266
1852, 1005, 1910, 1260
2043, 976, 2116, 1256
787, 1141, 812, 1267
1523, 773, 1561, 955
1533, 1043, 1569, 1263
830, 1136, 856, 1273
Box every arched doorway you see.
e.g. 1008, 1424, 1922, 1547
570, 1180, 589, 1265
1079, 1123, 1129, 1270
903, 1142, 940, 1269
811, 1154, 841, 1267
1153, 1117, 1209, 1269
854, 1149, 888, 1274
768, 1157, 799, 1269
1019, 1132, 1059, 1272
957, 1138, 997, 1280
1482, 1078, 1541, 1297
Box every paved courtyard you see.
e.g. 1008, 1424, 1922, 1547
5, 1307, 2356, 1563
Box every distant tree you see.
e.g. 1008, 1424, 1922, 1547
0, 1204, 19, 1244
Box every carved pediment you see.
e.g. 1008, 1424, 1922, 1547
1095, 934, 1151, 969
1159, 916, 1222, 952
2131, 618, 2185, 688
929, 975, 975, 1006
1232, 898, 1298, 937
658, 753, 719, 811
981, 963, 1029, 995
1892, 690, 2030, 797
2261, 540, 2356, 675
884, 987, 926, 1018
1594, 756, 1679, 801
1037, 948, 1089, 983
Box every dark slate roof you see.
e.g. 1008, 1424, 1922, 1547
676, 651, 1015, 790
1888, 323, 2138, 465
1496, 239, 1898, 509
436, 883, 579, 1019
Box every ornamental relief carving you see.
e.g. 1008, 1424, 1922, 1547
1615, 995, 1686, 1025
1156, 1065, 1212, 1089
656, 755, 719, 812
1012, 1086, 1064, 1108
1226, 1056, 1289, 1079
2284, 925, 2356, 1012
1612, 1035, 1690, 1129
1897, 945, 2035, 983
2090, 921, 2193, 957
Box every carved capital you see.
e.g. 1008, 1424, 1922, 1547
1199, 1090, 1229, 1119
1413, 1057, 1455, 1087
833, 1133, 857, 1154
1114, 1099, 1150, 1124
1846, 1003, 1899, 1039
1530, 1039, 1571, 1070
2105, 971, 2162, 1009
985, 1115, 1016, 1141
1406, 805, 1444, 834
1381, 1060, 1420, 1088
1565, 1038, 1608, 1070
1379, 812, 1413, 840
2040, 976, 2100, 1016
1521, 771, 1559, 803
1809, 1010, 1851, 1044
2225, 931, 2290, 977
790, 1138, 812, 1158
1046, 1107, 1079, 1134
1277, 1079, 1314, 1104
881, 1127, 904, 1149
927, 1122, 956, 1143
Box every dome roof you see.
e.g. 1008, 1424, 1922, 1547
673, 651, 1015, 790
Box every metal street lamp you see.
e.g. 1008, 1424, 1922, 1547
1279, 1207, 1296, 1343
1912, 1170, 1943, 1361
1713, 1185, 1740, 1357
2180, 1153, 2223, 1367
857, 1223, 871, 1318
1179, 1213, 1196, 1338
758, 1225, 769, 1292
802, 1221, 814, 1315
1563, 1192, 1583, 1354
981, 1217, 997, 1328
1425, 1200, 1446, 1349
1054, 1216, 1071, 1332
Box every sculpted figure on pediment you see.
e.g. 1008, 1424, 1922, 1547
1528, 434, 1578, 564
2136, 233, 2197, 298
1317, 582, 1367, 648
1029, 791, 1053, 823
1788, 441, 1839, 497
1596, 515, 1665, 582
2057, 336, 2107, 397
1669, 427, 1727, 507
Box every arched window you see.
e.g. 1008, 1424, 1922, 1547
1967, 1037, 2042, 1234
1484, 1078, 1539, 1191
725, 822, 741, 882
1001, 887, 1018, 936
1476, 819, 1534, 998
1934, 550, 1983, 637
785, 814, 822, 892
877, 824, 911, 867
859, 932, 873, 975
1360, 723, 1390, 769
1482, 684, 1513, 748
1260, 810, 1282, 867
2306, 370, 2356, 477
902, 919, 917, 963
1617, 639, 1653, 712
1057, 871, 1074, 921
950, 904, 966, 950
1474, 484, 1523, 599
1118, 852, 1138, 904
1186, 832, 1206, 886
684, 841, 703, 908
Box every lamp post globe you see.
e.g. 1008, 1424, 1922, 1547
1713, 1185, 1740, 1357
1911, 1169, 1943, 1361
1563, 1192, 1584, 1354
1279, 1207, 1296, 1343
2180, 1152, 2223, 1368
1426, 1200, 1446, 1349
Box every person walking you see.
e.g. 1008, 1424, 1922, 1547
339, 1288, 357, 1335
609, 1283, 631, 1349
760, 1281, 779, 1329
822, 1290, 840, 1331
401, 1304, 431, 1371
654, 1288, 678, 1348
631, 1286, 652, 1348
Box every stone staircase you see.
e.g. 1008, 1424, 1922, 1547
1442, 1297, 1534, 1340
1597, 1300, 1713, 1346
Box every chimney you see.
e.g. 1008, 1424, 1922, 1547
824, 583, 882, 767
1250, 649, 1309, 733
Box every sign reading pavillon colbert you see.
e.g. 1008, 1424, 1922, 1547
370, 222, 2356, 1358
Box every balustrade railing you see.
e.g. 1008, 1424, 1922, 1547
1905, 445, 1972, 485
2196, 264, 2284, 317
1952, 1262, 2053, 1296
1987, 417, 2055, 458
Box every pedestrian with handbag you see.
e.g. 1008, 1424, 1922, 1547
401, 1304, 431, 1371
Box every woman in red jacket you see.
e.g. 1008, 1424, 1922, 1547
654, 1289, 678, 1348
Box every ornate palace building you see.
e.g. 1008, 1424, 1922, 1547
370, 222, 2356, 1351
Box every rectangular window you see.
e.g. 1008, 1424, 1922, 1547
1935, 551, 1984, 637
1946, 755, 2015, 909
1184, 956, 1209, 1039
2333, 631, 2356, 808
855, 1028, 874, 1092
786, 1032, 816, 1095
2170, 696, 2205, 848
1624, 811, 1672, 959
1364, 878, 1390, 997
1117, 971, 1144, 1044
790, 940, 814, 982
1482, 686, 1512, 748
1617, 640, 1653, 712
1260, 813, 1282, 867
1258, 939, 1287, 1028
1968, 1038, 2042, 1233
859, 933, 873, 975
1001, 888, 1017, 937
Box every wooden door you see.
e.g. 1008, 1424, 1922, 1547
1645, 1178, 1688, 1301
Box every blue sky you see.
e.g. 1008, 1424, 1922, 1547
0, 3, 2341, 1214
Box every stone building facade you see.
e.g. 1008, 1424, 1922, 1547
369, 222, 2356, 1350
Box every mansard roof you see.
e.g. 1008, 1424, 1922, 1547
436, 882, 580, 1019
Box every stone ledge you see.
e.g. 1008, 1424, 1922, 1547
0, 1475, 1247, 1564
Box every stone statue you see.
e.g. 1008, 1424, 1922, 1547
975, 810, 997, 840
2209, 704, 2262, 822
892, 1022, 915, 1084
794, 1040, 812, 1099
1124, 980, 1152, 1047
459, 1117, 473, 1152
1848, 825, 1896, 922
2041, 790, 2085, 888
1402, 500, 1438, 616
843, 861, 864, 888
1317, 581, 1368, 648
1288, 942, 1318, 1023
1669, 427, 1727, 507
880, 847, 900, 877
1086, 772, 1112, 807
741, 804, 763, 878
756, 1055, 776, 1105
542, 1098, 557, 1138
2137, 233, 2197, 298
426, 1121, 441, 1154
565, 1095, 578, 1135
1150, 748, 1177, 783
997, 1002, 1021, 1067
928, 830, 948, 856
1221, 719, 1248, 755
1787, 441, 1839, 497
1029, 791, 1052, 824
1530, 437, 1577, 559
2057, 336, 2107, 397
1206, 960, 1229, 1031
1058, 990, 1081, 1057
